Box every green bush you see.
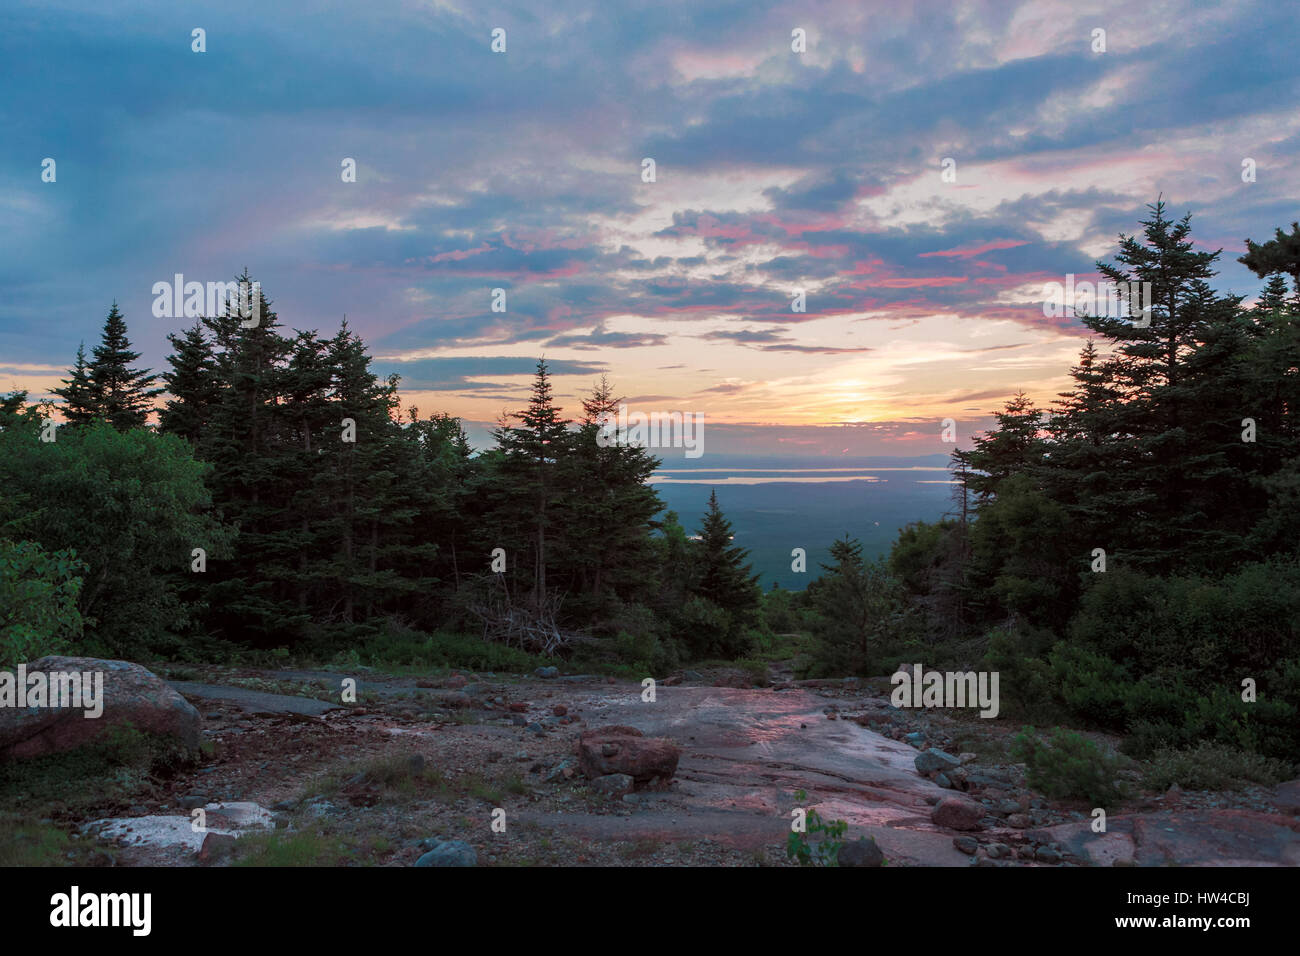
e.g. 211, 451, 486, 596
1143, 742, 1292, 792
1010, 726, 1129, 806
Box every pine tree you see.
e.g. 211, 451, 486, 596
693, 489, 761, 644
52, 342, 100, 426
492, 360, 572, 608
563, 375, 663, 613
159, 323, 220, 444
85, 303, 162, 430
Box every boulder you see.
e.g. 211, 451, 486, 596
415, 840, 478, 867
577, 725, 680, 784
837, 836, 885, 867
931, 797, 984, 831
915, 748, 961, 774
0, 657, 202, 761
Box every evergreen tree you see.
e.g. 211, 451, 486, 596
52, 342, 100, 426
85, 303, 162, 430
159, 323, 220, 444
491, 360, 572, 608
692, 489, 761, 649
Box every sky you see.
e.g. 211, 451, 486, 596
3, 0, 1298, 457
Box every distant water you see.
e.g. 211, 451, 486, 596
650, 457, 956, 590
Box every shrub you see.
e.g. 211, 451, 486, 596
1143, 742, 1292, 792
1010, 726, 1128, 806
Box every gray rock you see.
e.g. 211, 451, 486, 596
953, 835, 979, 855
935, 772, 954, 789
534, 666, 559, 679
544, 757, 578, 783
904, 731, 927, 746
178, 795, 208, 810
986, 842, 1010, 859
1035, 845, 1063, 864
415, 840, 478, 867
837, 836, 885, 867
915, 749, 961, 774
684, 670, 705, 682
590, 773, 634, 797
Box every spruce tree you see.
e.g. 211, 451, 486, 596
693, 489, 761, 639
159, 323, 220, 445
52, 342, 100, 426
86, 303, 162, 429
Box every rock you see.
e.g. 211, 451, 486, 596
444, 675, 468, 689
683, 670, 705, 682
1035, 845, 1063, 864
1006, 813, 1031, 829
408, 754, 426, 774
997, 799, 1021, 815
415, 840, 478, 867
178, 795, 208, 810
934, 773, 954, 789
953, 835, 979, 855
837, 836, 884, 867
270, 799, 297, 812
904, 731, 926, 746
535, 666, 559, 679
931, 797, 984, 831
0, 657, 202, 760
552, 704, 568, 717
526, 722, 545, 734
510, 715, 527, 727
590, 773, 635, 797
986, 842, 1010, 859
1273, 779, 1300, 814
544, 757, 578, 783
577, 726, 680, 784
914, 749, 961, 774
958, 752, 978, 764
196, 832, 238, 864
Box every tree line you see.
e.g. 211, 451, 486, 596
1, 276, 762, 671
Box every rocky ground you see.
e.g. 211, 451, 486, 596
12, 660, 1300, 867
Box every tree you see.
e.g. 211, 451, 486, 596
159, 323, 220, 444
689, 489, 761, 656
84, 303, 162, 429
807, 536, 899, 676
0, 407, 232, 656
51, 343, 100, 426
563, 375, 663, 614
491, 360, 572, 608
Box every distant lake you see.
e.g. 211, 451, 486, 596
649, 457, 957, 589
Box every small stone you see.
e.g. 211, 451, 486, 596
935, 773, 954, 789
1035, 846, 1062, 864
178, 795, 208, 810
986, 842, 1010, 859
1006, 813, 1031, 829
958, 752, 978, 764
535, 666, 559, 679
553, 704, 568, 717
